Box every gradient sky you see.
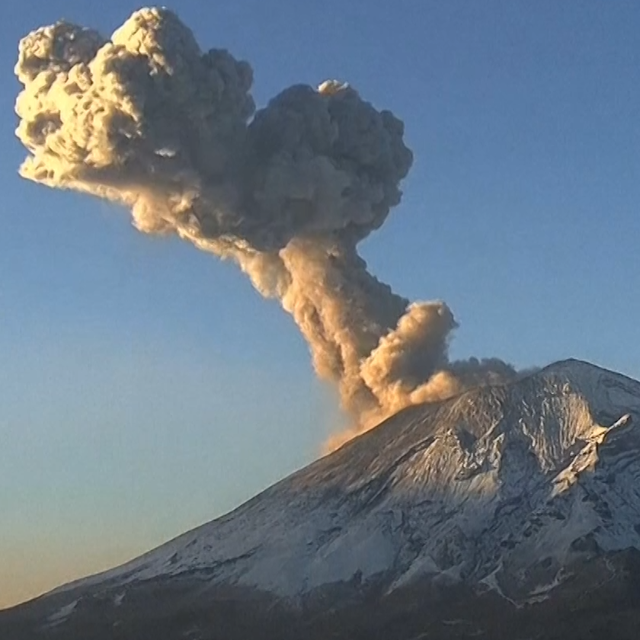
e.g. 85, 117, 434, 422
1, 0, 638, 609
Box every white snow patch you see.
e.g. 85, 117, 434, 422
46, 600, 77, 626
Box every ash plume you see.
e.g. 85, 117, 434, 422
14, 8, 516, 447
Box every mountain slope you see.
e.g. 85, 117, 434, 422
3, 358, 640, 639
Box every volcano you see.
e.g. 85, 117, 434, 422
3, 359, 640, 639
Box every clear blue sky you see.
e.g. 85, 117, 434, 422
1, 0, 638, 608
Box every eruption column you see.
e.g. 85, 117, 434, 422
14, 8, 515, 447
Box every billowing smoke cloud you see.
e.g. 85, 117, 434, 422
15, 8, 516, 448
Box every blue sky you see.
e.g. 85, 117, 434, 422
1, 0, 638, 608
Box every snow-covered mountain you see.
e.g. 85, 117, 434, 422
4, 359, 640, 640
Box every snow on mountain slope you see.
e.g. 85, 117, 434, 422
57, 359, 640, 602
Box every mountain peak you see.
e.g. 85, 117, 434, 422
45, 359, 640, 603
537, 357, 618, 377
3, 360, 640, 639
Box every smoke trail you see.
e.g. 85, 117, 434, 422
14, 8, 515, 447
